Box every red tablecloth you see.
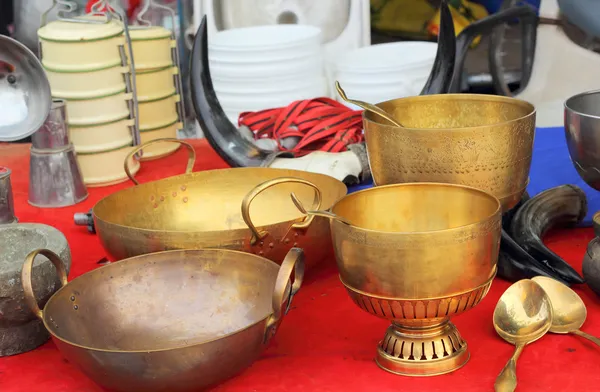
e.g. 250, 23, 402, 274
1, 139, 599, 392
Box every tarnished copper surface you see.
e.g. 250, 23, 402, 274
22, 247, 304, 391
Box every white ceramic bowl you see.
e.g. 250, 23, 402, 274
335, 41, 437, 74
218, 85, 329, 111
214, 77, 328, 96
209, 55, 324, 79
209, 44, 321, 64
209, 25, 322, 52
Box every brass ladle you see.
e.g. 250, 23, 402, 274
334, 81, 404, 127
493, 279, 553, 392
531, 276, 600, 346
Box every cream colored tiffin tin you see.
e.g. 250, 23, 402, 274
139, 121, 182, 160
44, 65, 128, 100
37, 15, 140, 186
64, 90, 133, 126
136, 66, 178, 101
138, 94, 181, 130
128, 26, 182, 160
69, 118, 134, 154
128, 26, 175, 70
76, 143, 140, 187
38, 16, 126, 72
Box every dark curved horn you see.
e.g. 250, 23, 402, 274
190, 16, 275, 167
420, 0, 456, 95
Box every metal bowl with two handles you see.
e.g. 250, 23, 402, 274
86, 140, 347, 270
22, 247, 304, 392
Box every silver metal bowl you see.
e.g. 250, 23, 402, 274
0, 35, 51, 141
565, 90, 600, 191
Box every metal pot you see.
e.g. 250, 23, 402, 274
363, 94, 536, 212
22, 247, 304, 391
564, 90, 600, 191
85, 139, 347, 267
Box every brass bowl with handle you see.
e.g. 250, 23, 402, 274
22, 247, 304, 392
363, 94, 536, 212
90, 139, 347, 268
293, 182, 502, 376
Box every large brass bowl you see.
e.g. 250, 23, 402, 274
363, 94, 535, 211
298, 182, 501, 376
92, 163, 346, 268
22, 247, 304, 392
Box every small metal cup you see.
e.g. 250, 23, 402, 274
28, 99, 88, 208
31, 99, 70, 149
0, 167, 17, 224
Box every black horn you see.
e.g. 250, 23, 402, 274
190, 16, 284, 167
420, 0, 456, 95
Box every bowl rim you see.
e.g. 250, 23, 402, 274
92, 167, 347, 234
363, 93, 536, 131
564, 89, 600, 120
330, 182, 502, 236
41, 248, 282, 354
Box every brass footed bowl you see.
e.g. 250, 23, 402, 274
21, 248, 304, 392
363, 94, 535, 211
317, 183, 501, 376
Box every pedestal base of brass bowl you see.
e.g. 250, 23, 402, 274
342, 270, 495, 376
376, 321, 469, 376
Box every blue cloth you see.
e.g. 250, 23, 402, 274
347, 126, 598, 226
470, 0, 540, 14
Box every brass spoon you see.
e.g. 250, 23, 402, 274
531, 275, 600, 346
493, 279, 553, 392
290, 192, 352, 226
334, 81, 404, 127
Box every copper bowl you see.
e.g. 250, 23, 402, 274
22, 247, 304, 392
363, 94, 536, 212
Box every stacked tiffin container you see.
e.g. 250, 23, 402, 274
37, 14, 141, 186
128, 22, 185, 160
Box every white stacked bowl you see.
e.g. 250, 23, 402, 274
334, 42, 438, 108
209, 25, 328, 123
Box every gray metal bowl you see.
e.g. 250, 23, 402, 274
565, 90, 600, 191
0, 35, 51, 142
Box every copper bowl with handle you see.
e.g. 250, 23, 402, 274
363, 94, 535, 212
22, 247, 304, 392
84, 139, 347, 269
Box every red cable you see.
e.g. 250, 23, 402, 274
238, 98, 364, 157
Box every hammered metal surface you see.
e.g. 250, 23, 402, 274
93, 167, 347, 266
364, 94, 536, 212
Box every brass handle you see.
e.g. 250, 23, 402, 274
241, 177, 322, 245
572, 329, 600, 347
21, 249, 69, 320
290, 192, 352, 226
263, 248, 305, 344
494, 343, 524, 392
124, 138, 196, 185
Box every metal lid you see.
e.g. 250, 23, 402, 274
129, 26, 172, 41
0, 35, 51, 142
37, 16, 125, 42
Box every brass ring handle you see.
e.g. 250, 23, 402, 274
21, 249, 69, 320
124, 138, 196, 185
263, 247, 305, 344
241, 177, 322, 245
